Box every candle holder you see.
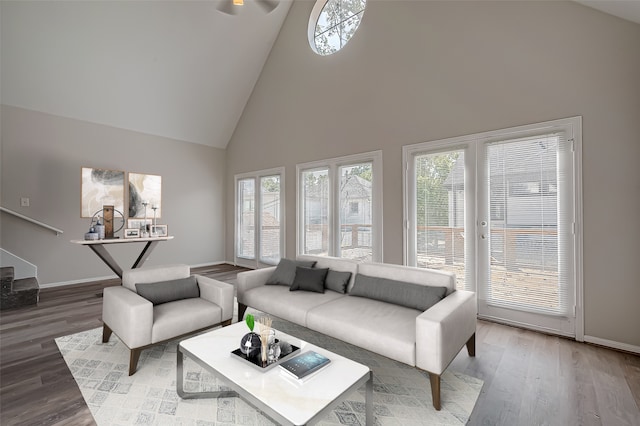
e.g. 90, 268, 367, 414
151, 205, 158, 237
141, 201, 149, 237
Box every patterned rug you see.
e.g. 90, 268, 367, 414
55, 317, 482, 425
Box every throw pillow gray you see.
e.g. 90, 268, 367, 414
324, 269, 352, 293
349, 274, 447, 311
290, 266, 328, 293
266, 258, 316, 286
135, 276, 200, 306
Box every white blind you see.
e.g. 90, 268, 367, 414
483, 132, 574, 316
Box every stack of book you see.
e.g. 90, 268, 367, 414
279, 350, 331, 382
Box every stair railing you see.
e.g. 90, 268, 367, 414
0, 206, 64, 236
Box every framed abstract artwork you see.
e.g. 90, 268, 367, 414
128, 172, 162, 218
81, 167, 125, 218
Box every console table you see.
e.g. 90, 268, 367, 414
70, 236, 174, 278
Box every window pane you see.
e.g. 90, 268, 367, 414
302, 169, 329, 256
260, 176, 281, 264
415, 151, 465, 289
238, 178, 255, 259
339, 163, 373, 262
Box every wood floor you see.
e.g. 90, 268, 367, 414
1, 264, 639, 426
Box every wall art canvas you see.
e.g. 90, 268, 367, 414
129, 173, 162, 218
81, 167, 125, 218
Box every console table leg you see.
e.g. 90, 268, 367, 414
132, 241, 159, 269
88, 244, 123, 278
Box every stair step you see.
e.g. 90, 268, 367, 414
1, 274, 39, 310
1, 267, 15, 292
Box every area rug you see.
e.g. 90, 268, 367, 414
56, 317, 482, 426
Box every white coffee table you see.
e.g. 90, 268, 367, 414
177, 322, 373, 426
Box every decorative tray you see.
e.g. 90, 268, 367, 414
231, 343, 301, 372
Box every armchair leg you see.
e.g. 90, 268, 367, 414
102, 324, 113, 343
238, 303, 248, 322
428, 373, 441, 411
129, 348, 142, 376
466, 333, 476, 357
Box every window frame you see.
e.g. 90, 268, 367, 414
296, 150, 383, 262
234, 167, 285, 269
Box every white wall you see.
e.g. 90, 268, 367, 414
1, 106, 226, 285
225, 1, 640, 347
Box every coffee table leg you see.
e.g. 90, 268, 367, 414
366, 370, 373, 425
177, 347, 238, 399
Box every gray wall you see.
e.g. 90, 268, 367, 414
1, 106, 226, 285
225, 1, 640, 347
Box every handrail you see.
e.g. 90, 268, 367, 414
0, 206, 64, 236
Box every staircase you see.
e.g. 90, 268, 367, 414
1, 267, 39, 310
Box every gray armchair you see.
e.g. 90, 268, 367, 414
102, 264, 234, 375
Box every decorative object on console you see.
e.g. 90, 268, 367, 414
81, 167, 124, 218
103, 205, 114, 238
127, 218, 152, 236
88, 207, 124, 239
150, 205, 159, 236
124, 228, 140, 239
150, 224, 168, 237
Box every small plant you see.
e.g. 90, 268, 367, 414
245, 313, 255, 332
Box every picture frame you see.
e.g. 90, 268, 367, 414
127, 218, 152, 233
151, 224, 168, 237
81, 167, 125, 218
124, 228, 141, 239
128, 172, 162, 219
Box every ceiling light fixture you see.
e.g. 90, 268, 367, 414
233, 0, 244, 5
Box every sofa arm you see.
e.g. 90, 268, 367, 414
102, 286, 153, 349
236, 267, 276, 303
195, 274, 234, 322
415, 290, 477, 374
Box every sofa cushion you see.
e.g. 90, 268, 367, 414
350, 274, 447, 311
306, 296, 419, 366
151, 298, 222, 343
135, 276, 200, 306
266, 258, 317, 286
290, 267, 328, 293
324, 270, 352, 294
242, 285, 345, 326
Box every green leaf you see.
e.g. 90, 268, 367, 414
245, 314, 254, 331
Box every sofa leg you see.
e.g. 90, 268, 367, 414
238, 303, 248, 322
102, 324, 113, 343
429, 373, 442, 411
466, 333, 476, 357
221, 319, 232, 327
129, 348, 142, 376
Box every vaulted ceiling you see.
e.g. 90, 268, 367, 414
1, 0, 292, 149
2, 1, 638, 150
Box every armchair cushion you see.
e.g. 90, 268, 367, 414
135, 276, 200, 305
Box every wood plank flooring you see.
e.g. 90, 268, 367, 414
1, 264, 639, 426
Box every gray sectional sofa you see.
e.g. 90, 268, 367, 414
236, 255, 477, 410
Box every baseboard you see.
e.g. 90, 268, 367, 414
40, 274, 118, 288
584, 335, 640, 355
40, 261, 230, 288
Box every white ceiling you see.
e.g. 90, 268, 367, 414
1, 0, 292, 149
2, 1, 638, 150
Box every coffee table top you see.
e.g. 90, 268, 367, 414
179, 321, 371, 425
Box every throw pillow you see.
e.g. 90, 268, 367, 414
135, 276, 200, 306
266, 258, 316, 286
324, 269, 352, 294
290, 266, 329, 293
349, 274, 447, 311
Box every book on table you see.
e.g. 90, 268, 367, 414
278, 350, 331, 381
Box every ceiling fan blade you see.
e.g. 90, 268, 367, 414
217, 0, 238, 15
256, 0, 278, 14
